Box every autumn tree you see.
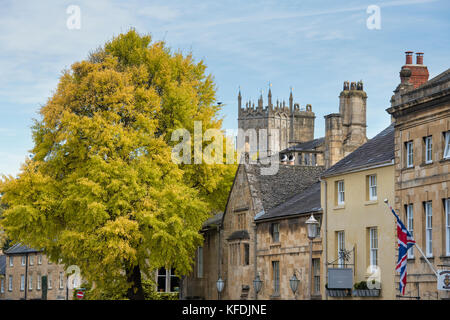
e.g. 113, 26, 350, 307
0, 30, 236, 299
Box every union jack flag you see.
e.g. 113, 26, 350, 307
389, 205, 416, 295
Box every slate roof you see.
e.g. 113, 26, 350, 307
245, 163, 325, 212
4, 243, 40, 255
321, 123, 395, 178
0, 255, 6, 275
281, 137, 325, 152
423, 68, 450, 87
255, 181, 321, 221
202, 212, 223, 229
227, 230, 250, 241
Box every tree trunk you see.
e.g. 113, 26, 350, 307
126, 265, 145, 300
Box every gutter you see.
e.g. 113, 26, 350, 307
254, 209, 322, 224
320, 159, 394, 180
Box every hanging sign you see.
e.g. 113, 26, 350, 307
437, 270, 450, 291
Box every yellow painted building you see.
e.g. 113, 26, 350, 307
321, 124, 397, 299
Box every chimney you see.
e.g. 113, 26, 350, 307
416, 52, 424, 65
405, 51, 413, 64
399, 51, 429, 89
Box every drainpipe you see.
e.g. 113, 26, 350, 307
320, 178, 328, 300
254, 222, 258, 300
24, 253, 28, 300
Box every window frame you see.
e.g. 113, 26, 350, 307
424, 136, 433, 164
406, 141, 414, 168
8, 275, 13, 292
9, 256, 13, 267
304, 153, 310, 166
425, 201, 433, 257
21, 255, 26, 266
445, 199, 450, 256
197, 246, 203, 278
59, 272, 64, 289
312, 258, 320, 295
311, 153, 317, 166
20, 274, 25, 291
157, 268, 180, 293
48, 272, 52, 289
406, 204, 414, 258
244, 243, 250, 266
369, 227, 378, 272
271, 223, 280, 243
337, 231, 345, 268
444, 131, 450, 159
37, 274, 41, 291
337, 181, 345, 205
29, 274, 33, 291
368, 175, 377, 201
272, 261, 280, 295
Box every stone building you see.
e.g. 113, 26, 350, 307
238, 88, 315, 153
254, 182, 323, 299
321, 124, 397, 300
238, 83, 367, 168
386, 52, 450, 300
2, 243, 78, 300
183, 80, 369, 299
218, 163, 324, 300
0, 254, 5, 299
182, 213, 222, 300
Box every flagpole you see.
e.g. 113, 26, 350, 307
383, 199, 438, 277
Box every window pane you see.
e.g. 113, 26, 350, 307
446, 199, 450, 255
444, 132, 450, 159
272, 261, 280, 293
157, 268, 166, 292
425, 137, 432, 163
337, 231, 345, 267
170, 272, 180, 292
425, 202, 432, 256
406, 142, 413, 167
244, 244, 250, 265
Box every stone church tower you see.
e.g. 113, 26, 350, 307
238, 88, 315, 154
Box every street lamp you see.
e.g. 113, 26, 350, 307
305, 214, 319, 299
289, 273, 300, 298
306, 214, 319, 240
253, 274, 263, 299
216, 277, 225, 300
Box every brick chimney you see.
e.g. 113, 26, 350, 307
405, 51, 413, 64
416, 52, 424, 65
400, 51, 429, 89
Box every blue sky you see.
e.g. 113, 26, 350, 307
0, 0, 449, 176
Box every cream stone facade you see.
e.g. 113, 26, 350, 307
387, 55, 450, 299
321, 126, 397, 299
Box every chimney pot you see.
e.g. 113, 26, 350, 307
405, 51, 413, 64
416, 52, 424, 65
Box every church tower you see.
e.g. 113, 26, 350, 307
238, 86, 315, 155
